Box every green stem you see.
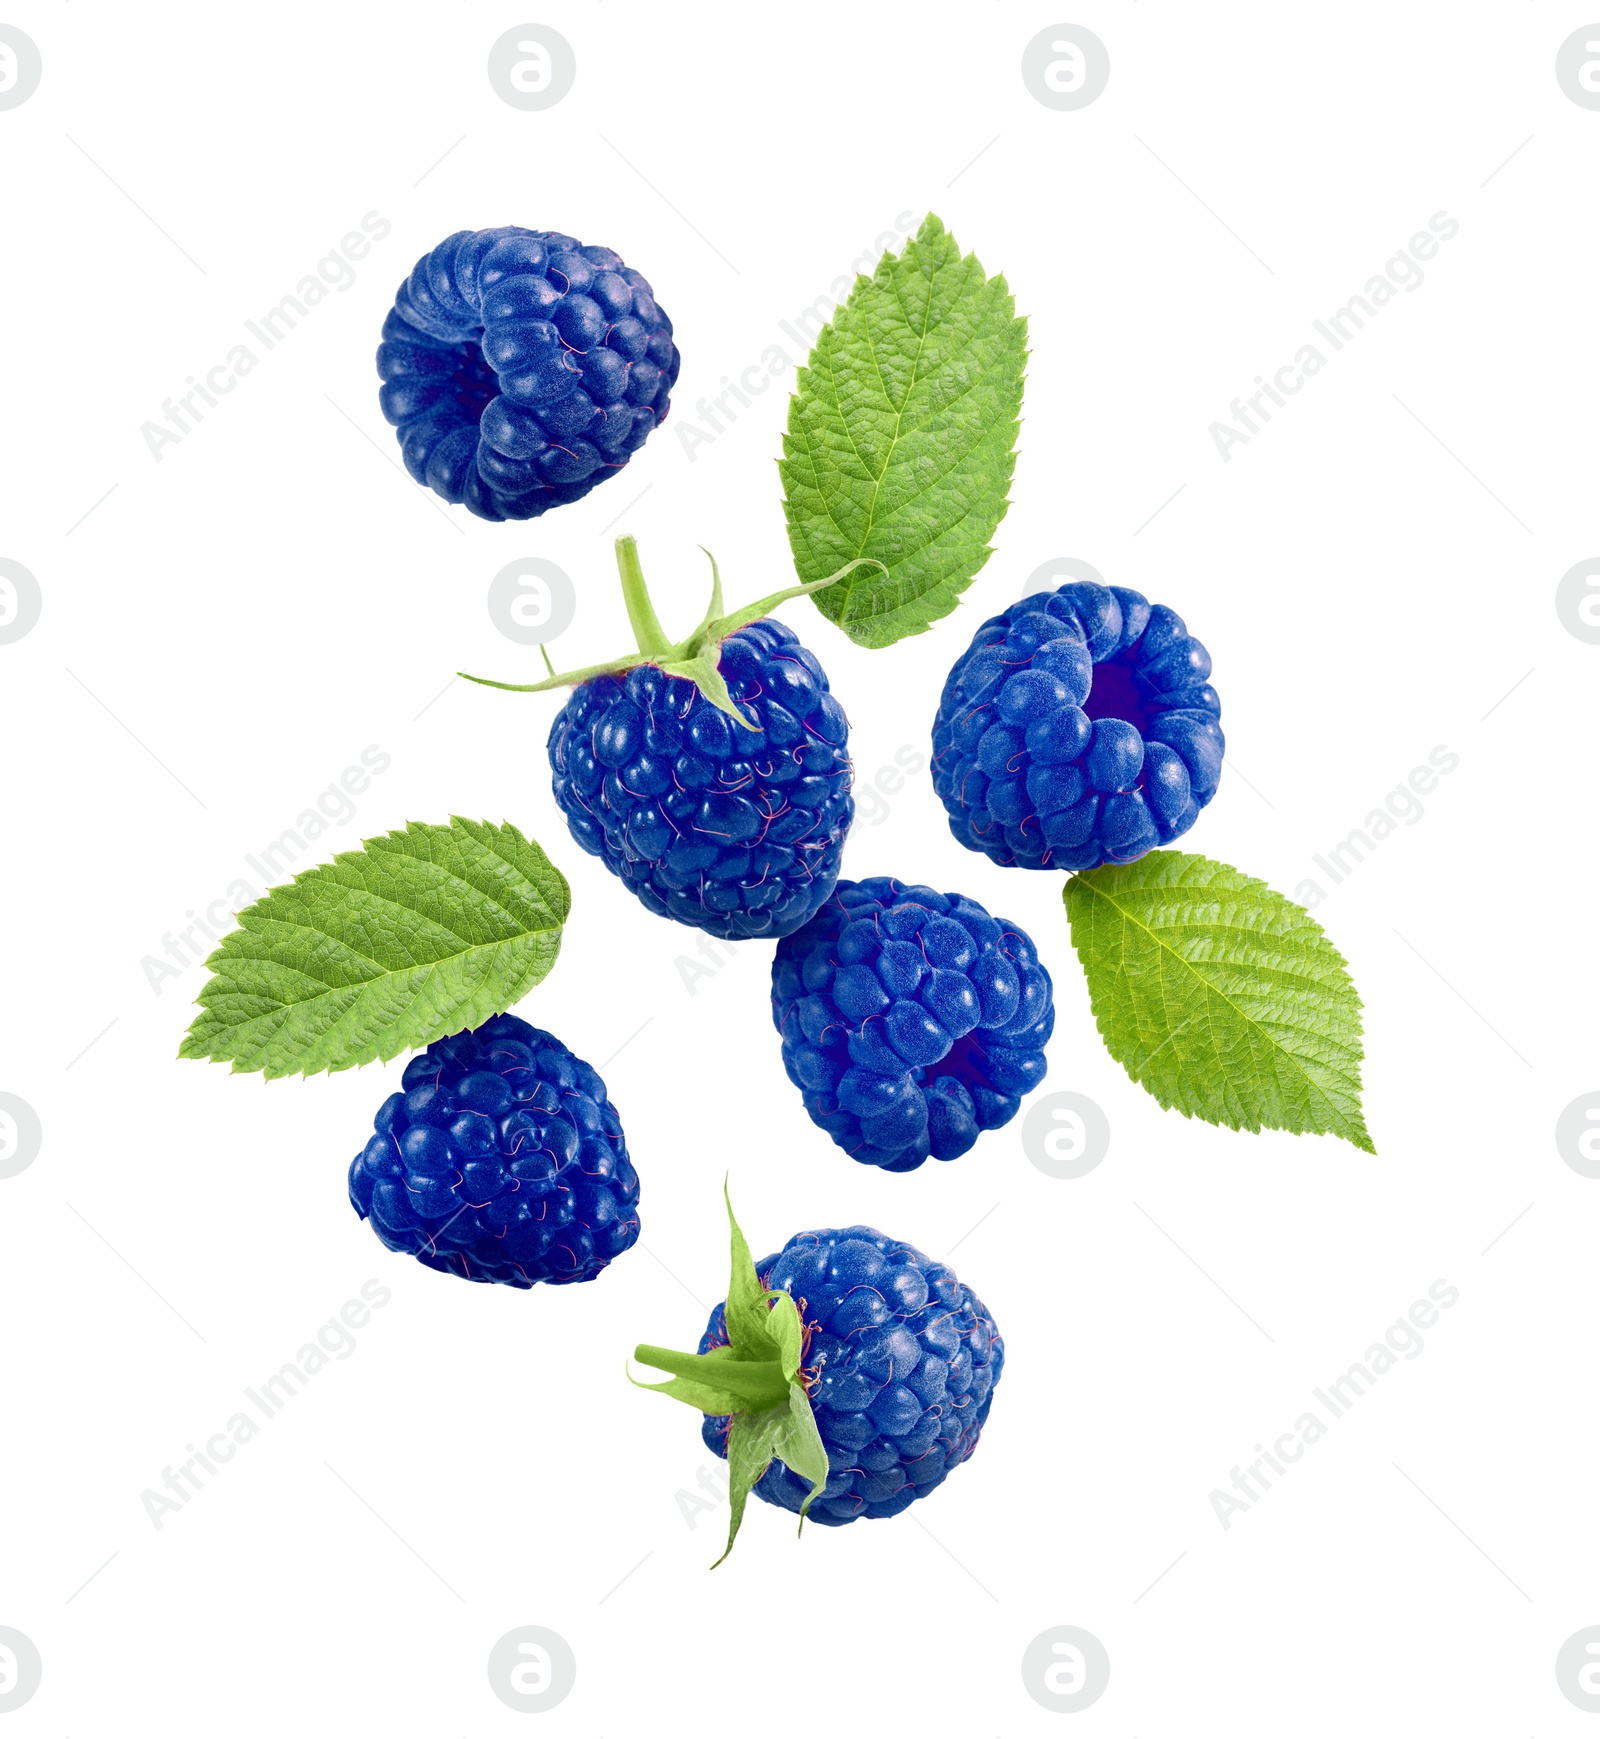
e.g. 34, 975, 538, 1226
699, 559, 885, 644
457, 544, 889, 724
632, 1344, 792, 1411
615, 534, 673, 657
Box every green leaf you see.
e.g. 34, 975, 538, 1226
179, 818, 569, 1080
631, 1184, 829, 1566
1064, 851, 1374, 1153
779, 212, 1027, 649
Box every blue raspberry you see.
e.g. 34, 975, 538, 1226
551, 618, 852, 939
376, 227, 679, 521
698, 1226, 1002, 1526
771, 876, 1053, 1170
931, 579, 1225, 870
635, 1190, 1003, 1560
348, 1014, 639, 1287
466, 535, 861, 941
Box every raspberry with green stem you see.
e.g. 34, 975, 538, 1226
461, 536, 882, 941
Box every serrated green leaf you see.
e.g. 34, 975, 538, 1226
1064, 850, 1374, 1153
779, 212, 1026, 649
179, 818, 568, 1080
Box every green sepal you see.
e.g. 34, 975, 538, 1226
459, 536, 884, 728
630, 1182, 829, 1567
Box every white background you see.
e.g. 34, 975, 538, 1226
1, 3, 1595, 1732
